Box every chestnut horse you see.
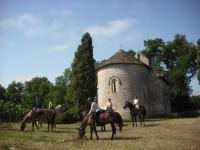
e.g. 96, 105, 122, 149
20, 108, 56, 131
123, 100, 146, 127
78, 110, 123, 140
80, 110, 123, 132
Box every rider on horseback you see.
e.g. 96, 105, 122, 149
106, 98, 114, 112
48, 101, 54, 109
133, 96, 140, 111
87, 96, 102, 125
33, 96, 42, 116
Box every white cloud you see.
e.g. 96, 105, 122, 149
49, 44, 69, 52
24, 26, 47, 38
0, 13, 35, 28
85, 18, 137, 37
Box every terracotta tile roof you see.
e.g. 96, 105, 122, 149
97, 49, 147, 69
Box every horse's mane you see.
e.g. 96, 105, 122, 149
127, 101, 134, 107
21, 109, 34, 123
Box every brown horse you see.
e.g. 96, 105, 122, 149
78, 110, 123, 140
123, 100, 146, 127
20, 108, 56, 131
80, 110, 123, 132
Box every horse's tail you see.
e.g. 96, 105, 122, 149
115, 112, 123, 131
140, 106, 147, 117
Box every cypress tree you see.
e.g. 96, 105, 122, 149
71, 32, 96, 113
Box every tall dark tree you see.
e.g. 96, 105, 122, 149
71, 32, 96, 113
197, 39, 200, 84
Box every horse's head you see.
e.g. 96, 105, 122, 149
55, 104, 63, 112
20, 121, 26, 131
77, 127, 85, 139
123, 100, 129, 109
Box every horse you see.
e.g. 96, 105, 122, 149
123, 100, 146, 127
78, 110, 123, 140
80, 110, 123, 132
36, 104, 62, 128
20, 108, 56, 132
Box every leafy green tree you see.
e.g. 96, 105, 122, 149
71, 32, 96, 113
24, 77, 52, 108
50, 68, 72, 105
6, 81, 24, 103
142, 38, 165, 74
197, 39, 200, 84
0, 84, 6, 101
163, 34, 197, 96
55, 68, 72, 87
141, 34, 198, 112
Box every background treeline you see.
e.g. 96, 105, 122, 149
0, 33, 200, 123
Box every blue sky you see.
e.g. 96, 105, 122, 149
0, 0, 200, 95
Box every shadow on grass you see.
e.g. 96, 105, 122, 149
144, 124, 161, 127
146, 118, 173, 122
52, 130, 75, 133
55, 126, 77, 130
100, 136, 142, 141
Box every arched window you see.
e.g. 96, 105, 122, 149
111, 79, 117, 93
109, 77, 122, 93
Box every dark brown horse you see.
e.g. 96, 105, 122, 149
123, 100, 146, 127
80, 110, 123, 132
78, 110, 123, 140
20, 108, 56, 131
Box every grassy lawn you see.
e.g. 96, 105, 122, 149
0, 117, 200, 150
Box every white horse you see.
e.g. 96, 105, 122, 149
36, 104, 62, 128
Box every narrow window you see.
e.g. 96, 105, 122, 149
143, 88, 145, 99
112, 79, 117, 93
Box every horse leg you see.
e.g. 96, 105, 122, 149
32, 121, 35, 131
140, 115, 143, 126
90, 126, 93, 139
51, 122, 53, 131
93, 126, 99, 140
35, 121, 39, 130
131, 115, 134, 127
101, 125, 103, 131
134, 115, 137, 127
48, 121, 50, 132
110, 123, 116, 140
101, 124, 106, 132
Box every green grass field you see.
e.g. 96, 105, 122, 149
0, 117, 200, 150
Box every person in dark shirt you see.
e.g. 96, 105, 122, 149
33, 96, 42, 116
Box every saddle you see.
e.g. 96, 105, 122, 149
94, 110, 106, 125
35, 108, 44, 116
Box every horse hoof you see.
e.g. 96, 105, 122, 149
97, 138, 99, 140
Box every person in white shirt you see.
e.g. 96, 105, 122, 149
48, 101, 53, 109
87, 96, 101, 117
133, 96, 140, 110
106, 98, 114, 111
